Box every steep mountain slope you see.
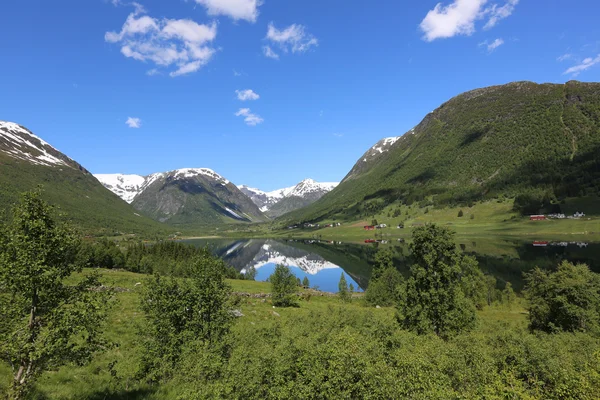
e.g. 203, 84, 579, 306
0, 121, 165, 234
283, 81, 600, 223
98, 169, 267, 227
239, 179, 338, 218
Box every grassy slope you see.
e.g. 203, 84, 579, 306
0, 269, 528, 399
0, 154, 168, 236
282, 81, 600, 225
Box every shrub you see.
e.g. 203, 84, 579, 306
524, 261, 600, 335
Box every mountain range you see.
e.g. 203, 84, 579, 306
94, 172, 338, 225
238, 180, 338, 218
3, 80, 599, 233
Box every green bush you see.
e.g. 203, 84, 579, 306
525, 261, 600, 335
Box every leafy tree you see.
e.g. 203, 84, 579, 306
349, 283, 355, 295
302, 276, 310, 288
138, 255, 233, 382
372, 247, 394, 280
457, 210, 464, 217
398, 224, 477, 339
0, 191, 112, 399
365, 267, 403, 307
270, 265, 298, 307
371, 218, 378, 226
524, 261, 600, 335
338, 273, 351, 303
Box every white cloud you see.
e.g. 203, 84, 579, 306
420, 0, 486, 41
236, 89, 260, 101
483, 0, 519, 29
126, 117, 142, 128
194, 0, 262, 23
262, 45, 279, 60
332, 133, 343, 138
235, 108, 263, 126
146, 68, 160, 76
564, 54, 600, 76
557, 53, 572, 62
479, 38, 504, 52
265, 23, 318, 55
420, 0, 519, 41
105, 9, 218, 77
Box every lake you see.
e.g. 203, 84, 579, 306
184, 238, 600, 293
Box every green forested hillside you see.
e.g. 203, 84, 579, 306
0, 154, 166, 235
284, 81, 600, 223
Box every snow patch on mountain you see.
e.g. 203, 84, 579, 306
173, 168, 229, 184
371, 136, 401, 155
94, 174, 146, 203
0, 121, 71, 167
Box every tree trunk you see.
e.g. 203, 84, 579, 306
11, 289, 38, 399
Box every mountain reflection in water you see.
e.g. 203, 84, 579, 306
184, 238, 600, 293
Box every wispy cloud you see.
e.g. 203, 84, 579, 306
235, 108, 263, 126
420, 0, 519, 41
264, 23, 318, 57
564, 54, 600, 76
479, 38, 504, 53
483, 0, 519, 29
233, 69, 245, 77
126, 117, 142, 128
557, 53, 572, 62
262, 45, 279, 59
105, 6, 217, 77
193, 0, 262, 23
332, 133, 343, 138
236, 89, 260, 101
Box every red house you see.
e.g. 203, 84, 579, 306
364, 225, 375, 230
530, 215, 546, 221
365, 239, 376, 243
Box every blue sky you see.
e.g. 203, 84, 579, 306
1, 0, 599, 191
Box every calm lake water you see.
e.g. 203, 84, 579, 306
184, 238, 600, 293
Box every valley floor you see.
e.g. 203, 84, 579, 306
196, 198, 600, 243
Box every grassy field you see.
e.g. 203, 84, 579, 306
267, 199, 600, 243
0, 269, 529, 399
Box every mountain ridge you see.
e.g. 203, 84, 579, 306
281, 80, 600, 223
0, 121, 165, 234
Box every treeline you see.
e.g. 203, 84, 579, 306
77, 239, 247, 279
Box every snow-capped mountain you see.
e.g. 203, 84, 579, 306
95, 168, 228, 204
0, 121, 80, 169
0, 121, 163, 232
238, 179, 339, 218
95, 168, 265, 226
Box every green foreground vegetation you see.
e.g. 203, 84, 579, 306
2, 193, 600, 399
